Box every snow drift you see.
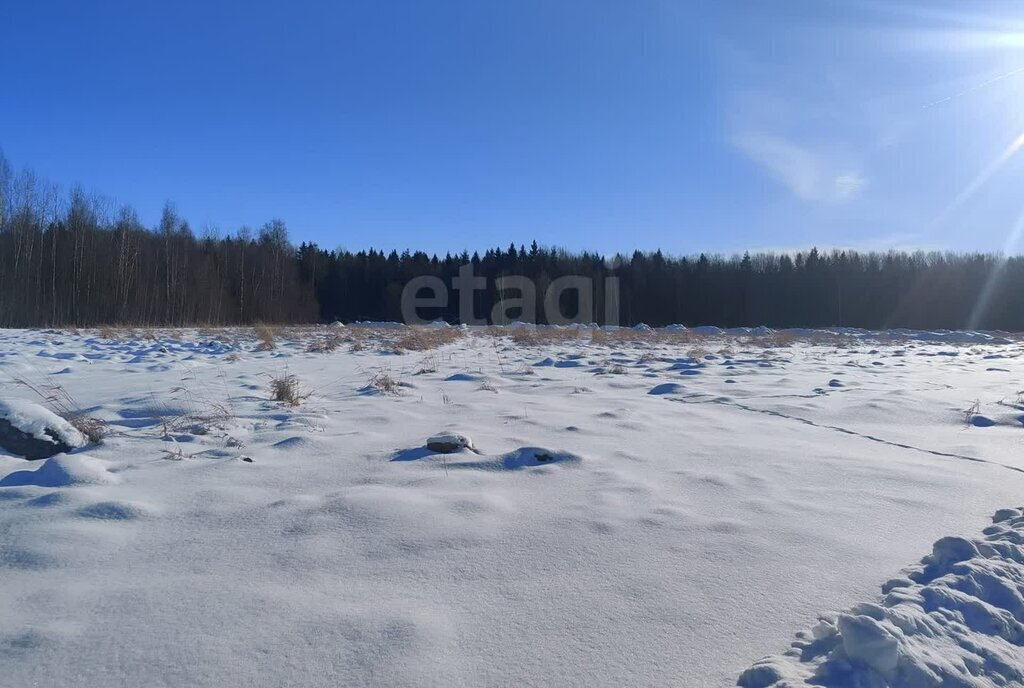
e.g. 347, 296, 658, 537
739, 507, 1024, 687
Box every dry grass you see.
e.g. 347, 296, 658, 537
963, 399, 981, 426
254, 324, 278, 351
413, 353, 439, 375
155, 400, 233, 439
332, 326, 396, 353
92, 325, 159, 343
807, 331, 847, 347
687, 346, 710, 361
68, 414, 108, 444
393, 327, 464, 352
589, 327, 717, 349
501, 327, 586, 347
368, 371, 401, 394
591, 328, 645, 345
307, 330, 345, 353
145, 371, 239, 441
11, 376, 108, 444
98, 326, 120, 341
270, 373, 306, 405
760, 331, 797, 348
480, 324, 721, 351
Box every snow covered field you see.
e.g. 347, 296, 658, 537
2, 325, 1024, 687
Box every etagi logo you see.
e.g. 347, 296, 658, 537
401, 264, 620, 326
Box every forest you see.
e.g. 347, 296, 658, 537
2, 150, 1023, 330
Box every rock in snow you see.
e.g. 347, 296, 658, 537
426, 432, 474, 454
0, 399, 87, 460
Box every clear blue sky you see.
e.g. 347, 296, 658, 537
3, 0, 1024, 255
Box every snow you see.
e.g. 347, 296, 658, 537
739, 507, 1024, 686
0, 398, 86, 448
0, 454, 118, 487
1, 326, 1024, 686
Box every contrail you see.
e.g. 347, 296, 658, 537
922, 65, 1024, 109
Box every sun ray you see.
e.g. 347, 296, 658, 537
931, 130, 1024, 228
967, 200, 1024, 329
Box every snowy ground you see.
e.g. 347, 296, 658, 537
1, 325, 1024, 687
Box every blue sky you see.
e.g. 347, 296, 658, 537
3, 0, 1024, 255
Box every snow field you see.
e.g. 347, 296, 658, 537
1, 325, 1023, 686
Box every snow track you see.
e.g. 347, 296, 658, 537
667, 395, 1024, 476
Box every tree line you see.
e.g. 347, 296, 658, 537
2, 150, 1023, 330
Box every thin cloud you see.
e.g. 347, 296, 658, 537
732, 132, 867, 203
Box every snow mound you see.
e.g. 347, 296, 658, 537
446, 446, 581, 471
0, 454, 118, 487
445, 372, 483, 382
0, 399, 86, 449
738, 507, 1024, 687
76, 500, 152, 520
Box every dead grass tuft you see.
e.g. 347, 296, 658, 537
368, 371, 401, 394
964, 399, 981, 426
687, 346, 710, 361
254, 324, 278, 351
98, 326, 120, 341
760, 331, 796, 348
413, 353, 439, 375
68, 414, 108, 444
270, 374, 307, 406
12, 377, 108, 444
